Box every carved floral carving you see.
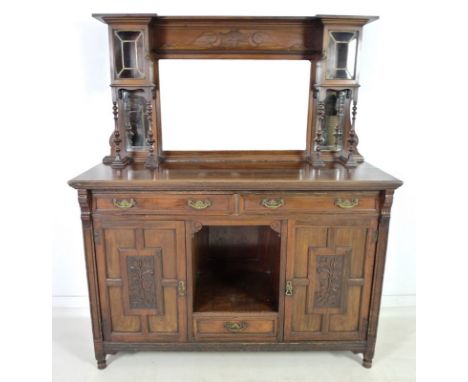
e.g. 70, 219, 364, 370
160, 29, 307, 51
191, 221, 204, 235
195, 29, 275, 48
127, 256, 157, 309
314, 255, 344, 308
269, 221, 282, 235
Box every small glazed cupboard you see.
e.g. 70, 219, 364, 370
69, 13, 402, 369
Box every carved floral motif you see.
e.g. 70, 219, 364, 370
160, 29, 307, 50
195, 29, 270, 48
127, 256, 157, 309
314, 255, 344, 308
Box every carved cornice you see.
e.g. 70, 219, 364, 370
93, 14, 155, 25
317, 15, 378, 26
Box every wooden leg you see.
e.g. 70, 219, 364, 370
362, 347, 374, 368
97, 357, 107, 369
94, 341, 107, 369
362, 356, 373, 368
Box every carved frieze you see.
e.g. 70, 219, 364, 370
155, 26, 318, 53
190, 29, 305, 50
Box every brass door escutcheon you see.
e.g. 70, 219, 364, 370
224, 321, 247, 332
112, 198, 136, 209
335, 198, 359, 209
187, 199, 212, 210
285, 280, 293, 296
261, 198, 284, 209
178, 280, 186, 297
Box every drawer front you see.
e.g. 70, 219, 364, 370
192, 315, 278, 341
243, 192, 378, 214
95, 193, 235, 215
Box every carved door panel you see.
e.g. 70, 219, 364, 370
284, 217, 377, 341
94, 219, 187, 342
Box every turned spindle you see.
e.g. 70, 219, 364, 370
311, 100, 326, 168
340, 99, 359, 168
144, 101, 158, 169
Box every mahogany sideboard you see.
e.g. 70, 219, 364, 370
68, 14, 403, 369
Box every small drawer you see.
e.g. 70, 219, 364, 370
242, 192, 378, 214
94, 193, 235, 215
192, 314, 278, 341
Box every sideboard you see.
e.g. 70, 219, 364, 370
69, 13, 402, 369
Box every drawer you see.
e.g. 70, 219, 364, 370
192, 314, 278, 341
242, 192, 378, 214
94, 193, 235, 215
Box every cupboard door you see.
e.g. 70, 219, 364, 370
284, 217, 377, 341
94, 219, 187, 342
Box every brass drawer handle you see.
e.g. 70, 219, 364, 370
261, 198, 284, 209
112, 198, 136, 209
187, 199, 212, 210
335, 198, 359, 209
224, 321, 247, 332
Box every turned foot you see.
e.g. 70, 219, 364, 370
97, 358, 107, 369
362, 357, 372, 368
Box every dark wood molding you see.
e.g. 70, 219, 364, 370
77, 190, 106, 368
364, 189, 395, 368
104, 340, 368, 352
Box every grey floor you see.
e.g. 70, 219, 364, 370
53, 306, 415, 382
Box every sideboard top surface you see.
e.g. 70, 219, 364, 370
68, 162, 402, 191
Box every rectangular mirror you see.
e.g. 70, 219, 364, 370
159, 60, 310, 150
320, 89, 348, 151
119, 89, 150, 151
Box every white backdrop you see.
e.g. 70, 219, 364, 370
46, 1, 417, 307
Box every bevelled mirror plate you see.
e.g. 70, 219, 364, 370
319, 89, 347, 152
113, 31, 144, 79
120, 89, 150, 150
326, 31, 358, 80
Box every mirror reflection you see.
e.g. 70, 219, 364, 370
320, 90, 347, 151
120, 89, 150, 150
159, 60, 310, 150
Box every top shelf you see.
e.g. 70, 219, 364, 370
92, 14, 379, 24
93, 14, 378, 61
